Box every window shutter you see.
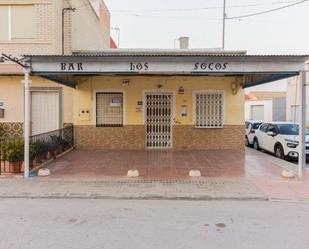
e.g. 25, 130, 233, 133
11, 5, 36, 39
0, 6, 9, 40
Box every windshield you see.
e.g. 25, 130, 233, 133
252, 123, 262, 130
277, 124, 299, 135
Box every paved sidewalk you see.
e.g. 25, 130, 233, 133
0, 148, 308, 201
245, 149, 309, 201
0, 178, 266, 200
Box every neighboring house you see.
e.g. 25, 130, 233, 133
286, 63, 309, 125
110, 38, 118, 49
245, 92, 287, 122
0, 0, 110, 55
0, 0, 111, 137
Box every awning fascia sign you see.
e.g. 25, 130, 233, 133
30, 55, 309, 75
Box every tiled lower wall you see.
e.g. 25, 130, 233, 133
173, 125, 245, 150
75, 125, 145, 150
74, 125, 245, 150
0, 122, 73, 138
0, 122, 23, 138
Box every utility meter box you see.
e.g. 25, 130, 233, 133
79, 109, 90, 121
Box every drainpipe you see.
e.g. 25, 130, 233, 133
222, 0, 226, 49
298, 70, 307, 179
23, 67, 31, 178
62, 7, 76, 55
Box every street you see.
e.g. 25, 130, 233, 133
1, 199, 309, 249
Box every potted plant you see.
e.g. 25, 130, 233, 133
47, 137, 58, 159
29, 142, 40, 168
35, 141, 49, 163
6, 141, 24, 173
50, 135, 66, 155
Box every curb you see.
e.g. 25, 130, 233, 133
0, 194, 268, 201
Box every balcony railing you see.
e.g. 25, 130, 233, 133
0, 125, 74, 174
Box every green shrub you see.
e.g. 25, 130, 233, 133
30, 141, 49, 158
5, 140, 24, 163
48, 136, 60, 152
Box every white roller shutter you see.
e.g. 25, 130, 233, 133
31, 91, 60, 135
251, 105, 264, 121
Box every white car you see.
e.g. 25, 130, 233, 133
245, 120, 263, 147
253, 122, 309, 160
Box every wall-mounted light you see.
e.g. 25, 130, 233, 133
231, 82, 238, 95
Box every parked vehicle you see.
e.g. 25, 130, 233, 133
245, 120, 263, 147
253, 122, 309, 160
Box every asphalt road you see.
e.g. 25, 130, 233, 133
1, 199, 309, 249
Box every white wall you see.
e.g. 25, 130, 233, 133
245, 99, 273, 121
245, 79, 287, 93
286, 68, 309, 125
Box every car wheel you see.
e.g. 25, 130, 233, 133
245, 137, 250, 147
253, 139, 260, 151
275, 144, 285, 159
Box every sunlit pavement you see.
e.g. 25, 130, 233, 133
245, 148, 309, 201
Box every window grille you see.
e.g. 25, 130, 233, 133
195, 92, 224, 128
96, 92, 123, 127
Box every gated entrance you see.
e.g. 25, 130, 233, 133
145, 92, 173, 149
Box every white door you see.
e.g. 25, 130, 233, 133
145, 92, 173, 149
251, 105, 264, 120
31, 91, 60, 135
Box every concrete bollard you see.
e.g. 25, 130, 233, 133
189, 169, 201, 177
127, 169, 139, 177
38, 168, 50, 177
281, 170, 295, 178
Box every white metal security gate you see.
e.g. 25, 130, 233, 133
145, 92, 173, 149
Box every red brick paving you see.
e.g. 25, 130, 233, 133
44, 148, 292, 180
42, 148, 309, 200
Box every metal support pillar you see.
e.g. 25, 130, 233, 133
298, 70, 307, 179
23, 68, 31, 178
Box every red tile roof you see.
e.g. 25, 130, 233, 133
110, 37, 117, 49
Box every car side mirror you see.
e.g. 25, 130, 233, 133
267, 131, 276, 137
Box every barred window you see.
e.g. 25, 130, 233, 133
96, 92, 123, 127
194, 91, 224, 128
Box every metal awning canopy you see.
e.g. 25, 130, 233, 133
27, 50, 309, 89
